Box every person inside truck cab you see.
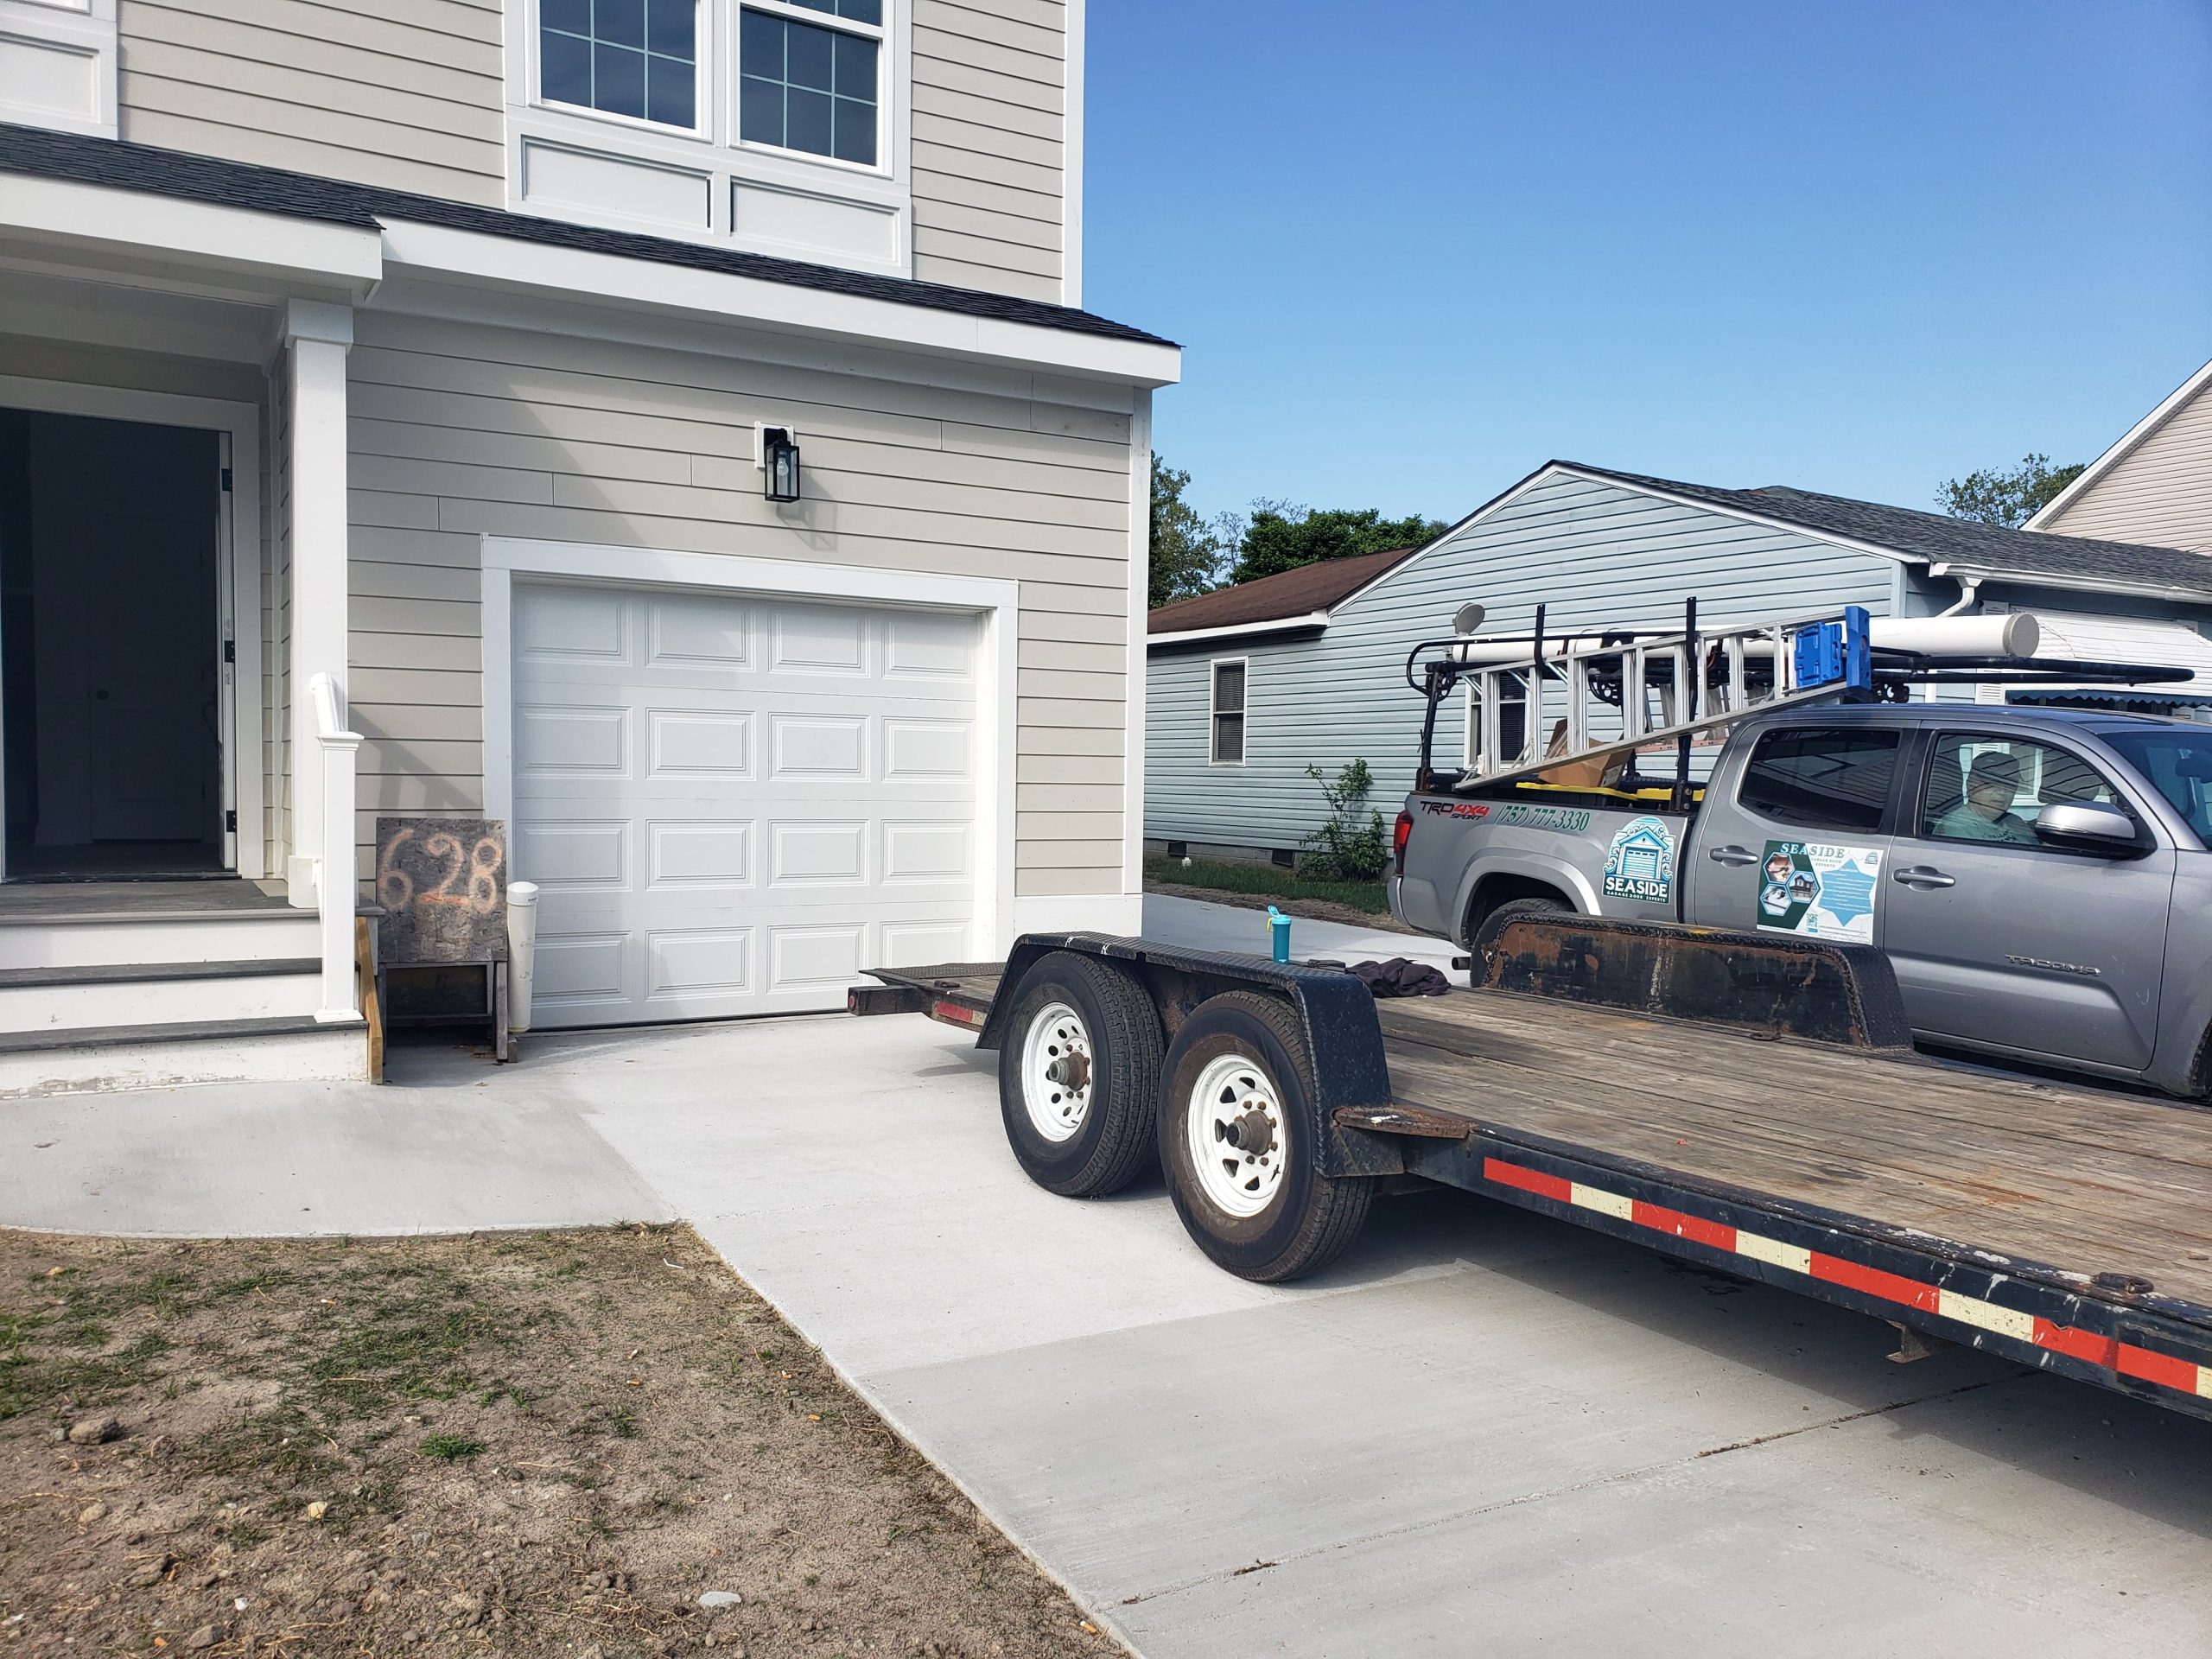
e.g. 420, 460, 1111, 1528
1930, 749, 2038, 844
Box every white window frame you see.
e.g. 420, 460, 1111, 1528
505, 0, 913, 276
1209, 657, 1249, 767
733, 0, 891, 178
532, 0, 711, 141
0, 0, 118, 138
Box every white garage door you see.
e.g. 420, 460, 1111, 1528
512, 582, 981, 1027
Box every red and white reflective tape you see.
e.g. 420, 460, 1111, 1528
932, 999, 985, 1028
1482, 1155, 2212, 1401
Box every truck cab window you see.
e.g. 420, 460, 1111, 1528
1919, 734, 2120, 847
1735, 728, 1898, 831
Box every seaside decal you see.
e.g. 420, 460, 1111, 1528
1601, 815, 1676, 904
1757, 840, 1883, 944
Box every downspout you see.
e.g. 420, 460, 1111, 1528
1936, 573, 1982, 618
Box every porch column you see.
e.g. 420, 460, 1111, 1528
282, 300, 362, 1022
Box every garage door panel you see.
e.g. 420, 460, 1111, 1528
646, 820, 753, 887
648, 709, 756, 779
514, 581, 983, 1027
768, 714, 868, 780
516, 704, 630, 777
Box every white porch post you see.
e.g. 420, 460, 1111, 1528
282, 300, 362, 1023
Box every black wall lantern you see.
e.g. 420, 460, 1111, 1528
760, 424, 802, 502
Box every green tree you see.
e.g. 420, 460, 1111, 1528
1148, 454, 1231, 608
1936, 454, 2086, 529
1229, 504, 1448, 584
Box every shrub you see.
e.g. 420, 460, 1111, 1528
1300, 760, 1389, 880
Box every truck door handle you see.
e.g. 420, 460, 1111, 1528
1893, 865, 1955, 889
1708, 845, 1758, 867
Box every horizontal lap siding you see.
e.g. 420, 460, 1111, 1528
2042, 384, 2212, 555
1145, 473, 1896, 850
346, 311, 1130, 897
911, 0, 1065, 303
117, 0, 505, 206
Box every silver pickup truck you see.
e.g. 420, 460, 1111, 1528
1390, 702, 2212, 1096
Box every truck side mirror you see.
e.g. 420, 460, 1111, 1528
2033, 800, 2141, 856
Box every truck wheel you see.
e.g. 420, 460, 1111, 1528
1471, 894, 1569, 976
1158, 991, 1372, 1282
998, 951, 1163, 1198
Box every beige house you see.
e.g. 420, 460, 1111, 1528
0, 0, 1177, 1090
2031, 356, 2212, 552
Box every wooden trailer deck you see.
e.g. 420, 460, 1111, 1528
1372, 988, 2212, 1312
859, 951, 2212, 1383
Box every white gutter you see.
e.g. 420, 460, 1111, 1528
1147, 611, 1332, 648
1928, 561, 2212, 607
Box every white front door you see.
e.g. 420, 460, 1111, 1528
512, 581, 981, 1027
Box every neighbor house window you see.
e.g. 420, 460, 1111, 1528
739, 0, 883, 166
1211, 660, 1247, 765
541, 0, 699, 128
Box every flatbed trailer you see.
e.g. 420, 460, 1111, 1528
851, 918, 2212, 1424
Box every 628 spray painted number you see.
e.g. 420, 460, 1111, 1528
378, 827, 502, 915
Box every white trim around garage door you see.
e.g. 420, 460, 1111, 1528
480, 537, 1021, 959
0, 374, 265, 880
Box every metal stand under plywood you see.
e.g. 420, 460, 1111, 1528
372, 817, 514, 1064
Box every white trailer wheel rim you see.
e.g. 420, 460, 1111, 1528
1020, 1001, 1094, 1143
1187, 1051, 1290, 1218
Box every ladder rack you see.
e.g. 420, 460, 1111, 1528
1427, 606, 1872, 791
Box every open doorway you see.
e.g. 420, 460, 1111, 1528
0, 409, 227, 879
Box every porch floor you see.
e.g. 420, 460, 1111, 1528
0, 878, 292, 923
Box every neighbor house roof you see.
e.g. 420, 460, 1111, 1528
0, 123, 1175, 349
1553, 461, 2212, 601
1147, 545, 1420, 643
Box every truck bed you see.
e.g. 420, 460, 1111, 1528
865, 955, 2212, 1407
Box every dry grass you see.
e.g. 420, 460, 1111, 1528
0, 1225, 1114, 1657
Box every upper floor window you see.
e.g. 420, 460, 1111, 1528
739, 1, 882, 166
541, 0, 700, 130
1211, 660, 1248, 765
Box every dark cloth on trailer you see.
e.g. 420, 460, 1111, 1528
1349, 958, 1453, 998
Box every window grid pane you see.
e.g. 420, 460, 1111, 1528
542, 0, 696, 127
738, 8, 877, 164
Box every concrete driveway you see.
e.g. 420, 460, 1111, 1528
5, 893, 2210, 1655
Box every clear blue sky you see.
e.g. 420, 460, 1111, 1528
1083, 0, 2212, 531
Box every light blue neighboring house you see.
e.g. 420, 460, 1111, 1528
1145, 460, 2212, 863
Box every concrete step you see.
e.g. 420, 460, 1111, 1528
0, 958, 322, 1033
0, 909, 319, 969
0, 1014, 366, 1097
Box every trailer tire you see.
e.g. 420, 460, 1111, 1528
1159, 991, 1372, 1282
997, 951, 1163, 1198
1471, 893, 1570, 976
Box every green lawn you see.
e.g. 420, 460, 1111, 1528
1144, 855, 1391, 915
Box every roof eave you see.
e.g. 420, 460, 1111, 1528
2027, 356, 2212, 530
1147, 612, 1333, 647
1927, 562, 2212, 607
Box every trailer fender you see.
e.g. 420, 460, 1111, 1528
978, 933, 1406, 1178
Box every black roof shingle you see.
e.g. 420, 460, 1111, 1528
0, 123, 1176, 349
1563, 461, 2212, 600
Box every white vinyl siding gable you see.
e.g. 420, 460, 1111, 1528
2039, 377, 2212, 555
1145, 472, 1898, 854
117, 0, 507, 206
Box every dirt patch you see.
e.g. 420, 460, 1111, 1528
1143, 879, 1418, 937
0, 1226, 1115, 1657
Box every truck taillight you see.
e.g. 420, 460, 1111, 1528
1393, 810, 1413, 874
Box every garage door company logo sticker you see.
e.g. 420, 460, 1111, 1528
1600, 816, 1675, 903
1756, 840, 1883, 944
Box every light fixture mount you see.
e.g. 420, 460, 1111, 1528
756, 422, 802, 503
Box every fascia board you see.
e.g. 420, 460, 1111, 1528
1933, 563, 2212, 607
2027, 356, 2212, 530
1146, 613, 1331, 647
0, 174, 383, 288
376, 218, 1181, 388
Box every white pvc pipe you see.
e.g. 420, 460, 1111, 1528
505, 880, 539, 1034
1869, 613, 2039, 658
